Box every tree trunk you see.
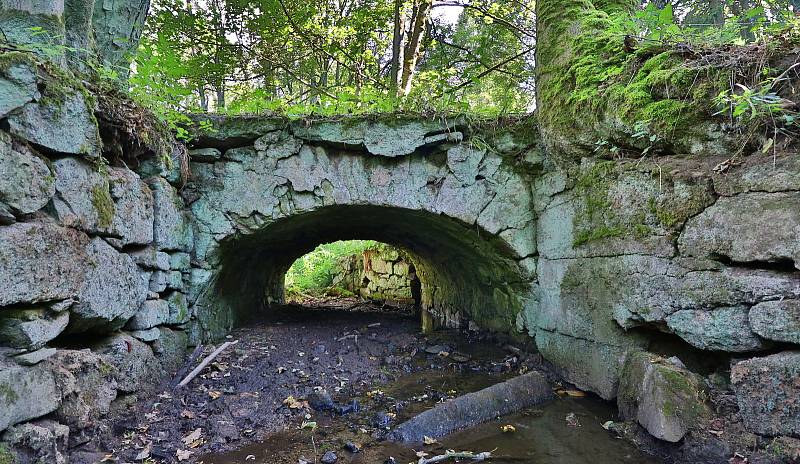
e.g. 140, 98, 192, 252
215, 85, 225, 110
399, 0, 433, 96
390, 0, 403, 95
198, 88, 209, 112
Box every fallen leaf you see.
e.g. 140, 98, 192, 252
601, 420, 614, 430
300, 421, 317, 430
501, 424, 516, 433
415, 451, 429, 458
283, 395, 305, 409
565, 389, 586, 398
208, 390, 222, 400
134, 442, 153, 460
180, 409, 195, 419
176, 449, 192, 461
182, 428, 202, 446
566, 412, 581, 428
423, 436, 438, 445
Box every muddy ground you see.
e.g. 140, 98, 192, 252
70, 299, 547, 463
64, 298, 796, 464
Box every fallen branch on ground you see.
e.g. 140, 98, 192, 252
419, 450, 492, 463
177, 340, 239, 388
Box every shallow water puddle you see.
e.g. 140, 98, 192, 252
201, 390, 661, 464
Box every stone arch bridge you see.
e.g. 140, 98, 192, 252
183, 116, 539, 337
3, 107, 800, 444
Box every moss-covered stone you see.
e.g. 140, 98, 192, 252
618, 351, 711, 442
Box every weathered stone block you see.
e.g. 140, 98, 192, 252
107, 167, 154, 246
534, 329, 628, 400
0, 309, 69, 350
0, 222, 89, 307
679, 192, 800, 269
126, 299, 169, 330
51, 157, 114, 235
93, 333, 160, 393
0, 359, 61, 432
190, 147, 222, 161
68, 237, 148, 332
0, 419, 69, 464
7, 92, 101, 158
731, 351, 800, 437
618, 352, 711, 442
0, 131, 54, 215
149, 271, 168, 293
50, 349, 117, 431
152, 327, 188, 373
666, 307, 769, 352
148, 177, 193, 252
165, 291, 190, 325
0, 54, 39, 118
749, 300, 800, 344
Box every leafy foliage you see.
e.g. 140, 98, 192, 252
285, 240, 384, 294
129, 0, 535, 118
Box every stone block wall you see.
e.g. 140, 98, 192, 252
0, 53, 189, 459
332, 247, 417, 304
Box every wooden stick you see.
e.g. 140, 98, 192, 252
170, 344, 204, 388
419, 451, 492, 464
177, 340, 238, 388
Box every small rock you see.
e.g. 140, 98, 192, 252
344, 441, 360, 453
13, 347, 57, 366
307, 390, 334, 411
424, 344, 449, 355
384, 457, 397, 464
372, 411, 392, 428
130, 328, 161, 342
321, 451, 337, 464
449, 351, 471, 363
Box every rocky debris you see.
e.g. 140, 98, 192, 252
0, 131, 54, 215
0, 420, 69, 464
388, 371, 553, 442
94, 333, 160, 393
617, 352, 711, 443
665, 307, 769, 352
307, 390, 335, 411
749, 300, 800, 344
0, 358, 61, 432
0, 309, 69, 350
7, 91, 102, 158
321, 450, 338, 463
148, 177, 193, 252
679, 192, 800, 269
731, 351, 800, 438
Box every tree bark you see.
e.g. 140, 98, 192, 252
390, 0, 403, 94
400, 0, 433, 96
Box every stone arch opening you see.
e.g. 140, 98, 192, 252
201, 205, 530, 335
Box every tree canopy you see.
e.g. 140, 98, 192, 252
128, 0, 797, 124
